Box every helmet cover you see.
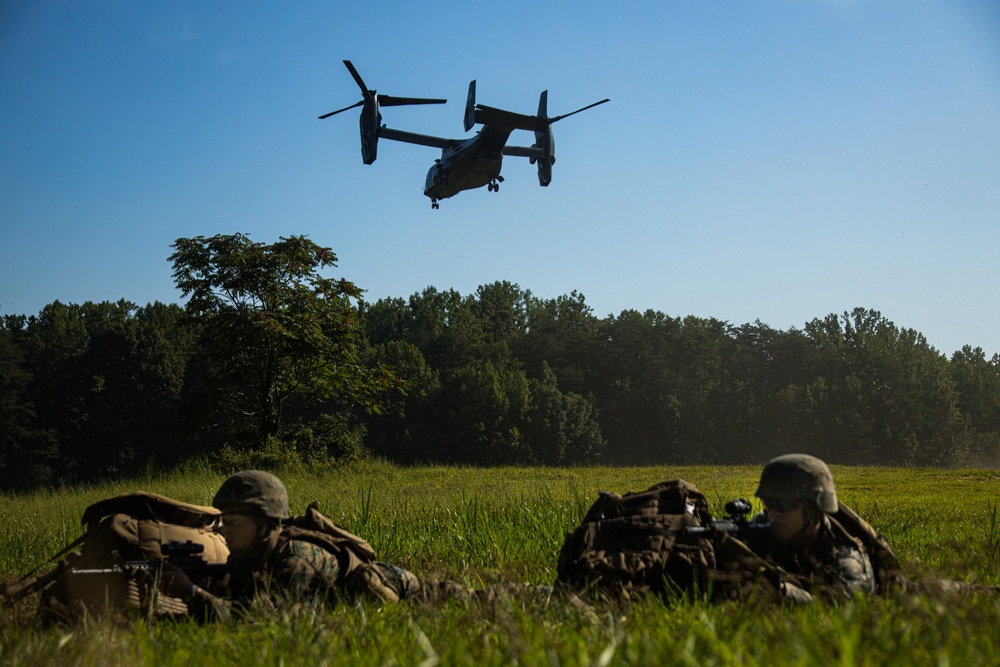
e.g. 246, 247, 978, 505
754, 454, 838, 513
212, 470, 291, 519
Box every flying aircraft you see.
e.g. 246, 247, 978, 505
319, 61, 610, 209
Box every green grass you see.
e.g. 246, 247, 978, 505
2, 462, 999, 666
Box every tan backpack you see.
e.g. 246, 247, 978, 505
3, 491, 228, 622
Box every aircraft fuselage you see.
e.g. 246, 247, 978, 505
326, 65, 609, 209
423, 126, 513, 201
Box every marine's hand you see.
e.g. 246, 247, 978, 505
779, 581, 814, 605
159, 560, 195, 597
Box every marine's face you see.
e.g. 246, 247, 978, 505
217, 510, 261, 554
763, 498, 807, 544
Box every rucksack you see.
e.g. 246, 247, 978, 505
2, 491, 229, 623
556, 479, 721, 599
556, 479, 790, 603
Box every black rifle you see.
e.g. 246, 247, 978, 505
685, 498, 770, 541
69, 540, 229, 584
2, 540, 229, 607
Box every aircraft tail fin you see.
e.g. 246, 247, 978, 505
466, 82, 541, 132
464, 81, 477, 132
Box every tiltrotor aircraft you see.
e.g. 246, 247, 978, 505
319, 60, 609, 209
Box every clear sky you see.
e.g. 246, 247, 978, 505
2, 0, 998, 358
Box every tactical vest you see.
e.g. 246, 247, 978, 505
273, 501, 377, 574
263, 502, 414, 603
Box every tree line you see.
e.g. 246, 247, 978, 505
2, 235, 998, 491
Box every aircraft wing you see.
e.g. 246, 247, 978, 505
502, 145, 546, 160
379, 126, 456, 150
474, 105, 540, 132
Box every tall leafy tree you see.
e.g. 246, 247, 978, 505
800, 308, 963, 464
949, 345, 1000, 464
524, 362, 605, 464
5, 300, 194, 485
435, 357, 532, 464
362, 339, 441, 463
593, 309, 685, 464
472, 281, 528, 356
170, 234, 395, 444
519, 290, 600, 397
67, 300, 186, 475
0, 319, 58, 490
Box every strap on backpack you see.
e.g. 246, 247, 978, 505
5, 530, 88, 588
0, 550, 82, 605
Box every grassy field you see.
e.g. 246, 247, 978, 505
1, 461, 999, 666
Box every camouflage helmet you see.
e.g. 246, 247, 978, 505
754, 454, 838, 513
212, 470, 290, 519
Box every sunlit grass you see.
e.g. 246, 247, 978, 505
2, 462, 999, 665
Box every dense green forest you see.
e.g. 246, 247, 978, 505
2, 235, 998, 491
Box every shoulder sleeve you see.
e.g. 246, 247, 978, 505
832, 544, 877, 596
268, 539, 342, 603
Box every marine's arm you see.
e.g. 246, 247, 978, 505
173, 541, 344, 618
770, 550, 873, 605
804, 543, 877, 603
184, 583, 232, 622
264, 540, 342, 607
831, 544, 877, 596
159, 560, 232, 622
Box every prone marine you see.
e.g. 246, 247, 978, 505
743, 454, 879, 603
160, 470, 470, 621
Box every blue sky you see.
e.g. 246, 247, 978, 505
2, 0, 998, 357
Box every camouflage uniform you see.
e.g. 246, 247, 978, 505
192, 530, 433, 618
747, 454, 876, 604
188, 471, 451, 621
745, 513, 876, 603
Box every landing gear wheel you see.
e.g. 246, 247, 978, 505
431, 199, 439, 209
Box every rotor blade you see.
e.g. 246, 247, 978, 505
378, 95, 447, 107
549, 98, 610, 124
318, 100, 363, 119
343, 60, 371, 98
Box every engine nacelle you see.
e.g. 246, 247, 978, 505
534, 128, 555, 186
359, 98, 380, 164
534, 91, 555, 186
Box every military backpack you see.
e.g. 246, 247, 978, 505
556, 478, 791, 602
2, 491, 228, 623
556, 479, 717, 598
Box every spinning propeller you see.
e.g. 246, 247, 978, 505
318, 60, 446, 164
